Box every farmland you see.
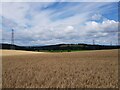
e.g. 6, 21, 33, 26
2, 49, 118, 88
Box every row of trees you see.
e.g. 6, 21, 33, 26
1, 43, 120, 51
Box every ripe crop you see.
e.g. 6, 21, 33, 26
2, 49, 118, 88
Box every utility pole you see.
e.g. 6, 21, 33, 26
11, 29, 14, 49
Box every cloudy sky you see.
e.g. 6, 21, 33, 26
0, 1, 119, 46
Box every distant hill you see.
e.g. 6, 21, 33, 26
0, 43, 120, 51
0, 43, 30, 50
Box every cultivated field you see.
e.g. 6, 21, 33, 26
2, 49, 118, 88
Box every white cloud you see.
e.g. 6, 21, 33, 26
65, 26, 74, 33
1, 0, 56, 2
1, 0, 119, 2
85, 20, 118, 31
1, 2, 118, 45
92, 14, 102, 20
1, 3, 30, 29
83, 20, 118, 38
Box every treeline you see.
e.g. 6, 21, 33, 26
1, 43, 120, 52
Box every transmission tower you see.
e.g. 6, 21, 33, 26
110, 41, 112, 46
93, 39, 95, 45
11, 29, 14, 49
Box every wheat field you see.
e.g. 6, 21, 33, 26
2, 49, 118, 88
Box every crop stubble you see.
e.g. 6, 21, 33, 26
2, 49, 118, 88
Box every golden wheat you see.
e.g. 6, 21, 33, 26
2, 49, 118, 88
